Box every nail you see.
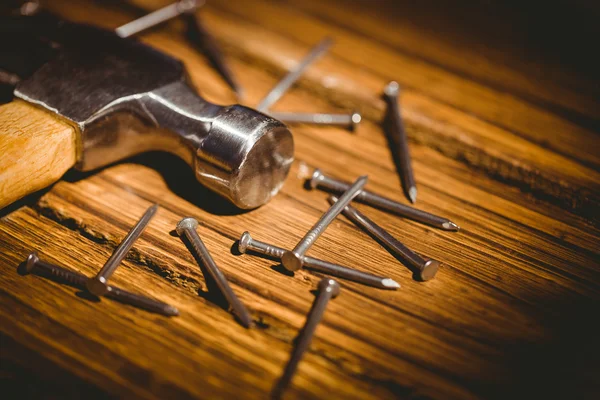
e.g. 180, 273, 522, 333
0, 70, 21, 86
87, 204, 158, 296
309, 169, 459, 231
19, 0, 40, 16
238, 232, 399, 289
256, 37, 333, 111
184, 13, 244, 100
24, 252, 179, 316
382, 81, 417, 204
176, 217, 253, 328
329, 196, 439, 281
272, 278, 340, 398
115, 0, 205, 38
282, 175, 368, 272
266, 111, 361, 131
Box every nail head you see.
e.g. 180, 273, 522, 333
350, 111, 361, 131
282, 251, 303, 272
308, 169, 324, 189
318, 278, 340, 298
419, 259, 440, 281
86, 276, 109, 297
238, 231, 252, 254
25, 251, 39, 273
383, 81, 400, 97
176, 217, 199, 235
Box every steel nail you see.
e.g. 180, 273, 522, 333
256, 37, 333, 111
115, 0, 205, 38
282, 175, 368, 272
382, 81, 417, 204
176, 217, 253, 328
87, 204, 158, 296
19, 0, 40, 16
238, 232, 399, 289
266, 111, 361, 131
329, 196, 439, 281
24, 252, 179, 316
309, 169, 459, 231
272, 278, 340, 398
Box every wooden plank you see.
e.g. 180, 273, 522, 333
286, 0, 600, 124
202, 0, 600, 168
115, 0, 600, 219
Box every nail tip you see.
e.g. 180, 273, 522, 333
443, 221, 460, 231
165, 306, 180, 316
408, 187, 417, 204
146, 203, 159, 216
382, 278, 401, 289
237, 314, 254, 328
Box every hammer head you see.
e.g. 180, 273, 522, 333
14, 23, 294, 209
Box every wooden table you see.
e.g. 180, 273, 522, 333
1, 0, 599, 398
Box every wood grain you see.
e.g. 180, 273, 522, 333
121, 0, 600, 220
0, 100, 77, 209
1, 0, 599, 399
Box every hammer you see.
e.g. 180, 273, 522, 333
0, 20, 294, 210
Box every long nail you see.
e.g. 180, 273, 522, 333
272, 278, 340, 398
266, 111, 361, 131
176, 217, 253, 328
184, 13, 244, 100
256, 37, 333, 111
329, 196, 439, 281
309, 169, 459, 231
115, 0, 204, 38
24, 252, 179, 316
382, 81, 417, 204
87, 204, 158, 296
282, 175, 368, 272
238, 232, 399, 289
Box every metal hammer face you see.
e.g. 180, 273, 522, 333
14, 24, 294, 209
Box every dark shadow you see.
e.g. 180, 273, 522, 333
61, 167, 98, 184
483, 295, 600, 399
116, 152, 247, 216
0, 184, 53, 219
230, 240, 242, 256
168, 229, 179, 237
58, 151, 249, 217
254, 316, 270, 330
380, 99, 411, 201
16, 261, 29, 276
270, 264, 295, 277
0, 333, 114, 400
302, 179, 314, 191
0, 82, 14, 104
196, 287, 229, 311
75, 291, 101, 302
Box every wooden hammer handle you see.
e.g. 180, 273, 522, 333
0, 100, 77, 209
